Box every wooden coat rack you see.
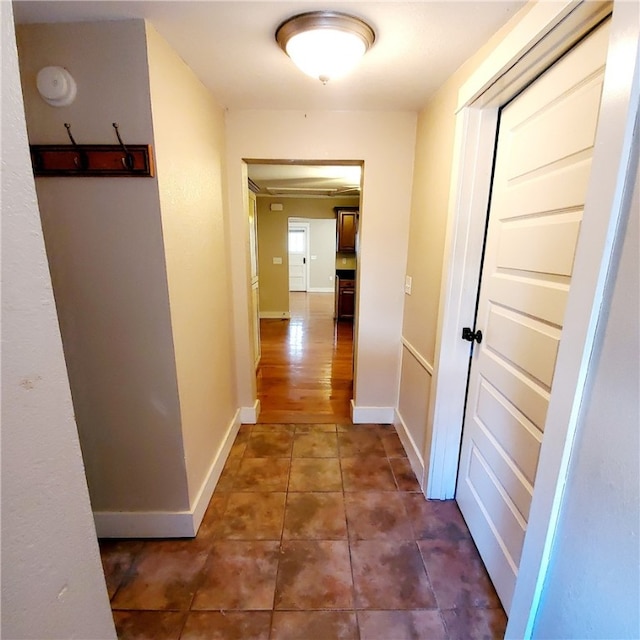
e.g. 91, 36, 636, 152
30, 123, 154, 177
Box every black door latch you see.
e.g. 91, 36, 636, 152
462, 327, 483, 344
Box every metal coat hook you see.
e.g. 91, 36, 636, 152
64, 122, 88, 170
64, 122, 78, 145
112, 122, 134, 171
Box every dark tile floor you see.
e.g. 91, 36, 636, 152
100, 423, 506, 639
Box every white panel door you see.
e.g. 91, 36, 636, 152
457, 21, 609, 613
288, 225, 308, 292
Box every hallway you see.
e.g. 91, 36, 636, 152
100, 294, 505, 639
101, 422, 506, 639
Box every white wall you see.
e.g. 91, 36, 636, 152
532, 151, 639, 640
305, 218, 336, 291
1, 4, 116, 637
226, 111, 416, 418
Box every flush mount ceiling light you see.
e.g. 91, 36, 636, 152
276, 11, 375, 84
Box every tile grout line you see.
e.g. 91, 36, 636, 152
267, 423, 294, 639
340, 424, 364, 640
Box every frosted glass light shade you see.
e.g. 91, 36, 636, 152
276, 12, 375, 84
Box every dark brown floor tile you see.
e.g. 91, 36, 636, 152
271, 611, 358, 640
181, 611, 271, 640
283, 492, 347, 539
246, 431, 294, 457
111, 541, 208, 611
289, 458, 342, 491
228, 427, 251, 458
337, 423, 392, 434
232, 458, 290, 491
112, 610, 186, 640
275, 540, 353, 609
351, 540, 437, 610
418, 538, 501, 609
99, 540, 144, 599
403, 495, 470, 540
345, 492, 413, 540
295, 424, 337, 433
338, 430, 386, 457
192, 541, 280, 610
292, 431, 339, 457
195, 493, 229, 541
217, 492, 286, 540
341, 457, 397, 491
358, 610, 447, 640
252, 423, 296, 433
228, 441, 247, 458
390, 458, 422, 492
381, 432, 407, 457
441, 607, 507, 640
215, 458, 241, 492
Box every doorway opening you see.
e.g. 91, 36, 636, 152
246, 161, 362, 423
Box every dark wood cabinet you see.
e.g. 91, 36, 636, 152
336, 277, 355, 319
336, 207, 358, 253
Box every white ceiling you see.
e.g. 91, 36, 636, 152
248, 163, 362, 196
13, 0, 526, 112
13, 0, 526, 193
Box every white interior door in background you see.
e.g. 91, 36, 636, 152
456, 21, 609, 613
288, 223, 308, 292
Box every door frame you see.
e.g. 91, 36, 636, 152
423, 0, 639, 636
287, 221, 310, 292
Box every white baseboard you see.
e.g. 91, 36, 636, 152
350, 401, 395, 424
190, 410, 241, 533
240, 399, 260, 424
394, 408, 425, 494
93, 510, 196, 539
259, 311, 290, 319
94, 410, 241, 538
307, 287, 334, 293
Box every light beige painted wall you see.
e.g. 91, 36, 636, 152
397, 352, 431, 455
2, 5, 115, 637
227, 112, 416, 412
257, 203, 288, 313
397, 4, 532, 465
256, 196, 356, 313
146, 24, 236, 505
16, 21, 190, 512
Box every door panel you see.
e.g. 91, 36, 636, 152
479, 349, 550, 432
457, 20, 609, 612
496, 214, 582, 276
288, 226, 307, 292
476, 380, 542, 487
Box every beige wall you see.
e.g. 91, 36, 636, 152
16, 21, 191, 513
146, 24, 237, 506
226, 112, 417, 414
397, 5, 532, 469
2, 5, 115, 637
256, 196, 357, 313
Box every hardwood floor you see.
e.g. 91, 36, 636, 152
256, 292, 353, 423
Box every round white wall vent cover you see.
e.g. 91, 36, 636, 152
36, 66, 77, 107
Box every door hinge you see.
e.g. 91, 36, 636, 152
462, 327, 483, 344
